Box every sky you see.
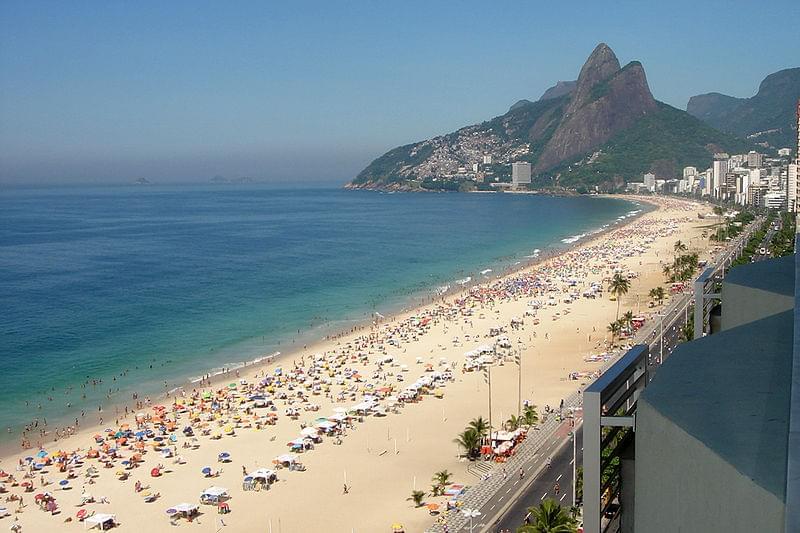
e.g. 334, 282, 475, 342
1, 0, 799, 186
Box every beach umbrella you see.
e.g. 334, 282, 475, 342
218, 452, 230, 461
201, 467, 212, 476
36, 450, 48, 458
58, 480, 69, 487
166, 508, 177, 515
76, 509, 88, 520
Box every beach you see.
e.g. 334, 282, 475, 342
0, 195, 714, 532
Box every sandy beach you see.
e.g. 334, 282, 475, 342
0, 195, 716, 533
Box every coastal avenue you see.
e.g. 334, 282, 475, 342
438, 218, 760, 533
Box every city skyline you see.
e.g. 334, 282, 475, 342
1, 0, 799, 185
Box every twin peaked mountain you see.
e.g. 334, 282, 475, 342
349, 43, 747, 191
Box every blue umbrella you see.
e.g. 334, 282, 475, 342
59, 480, 69, 486
201, 467, 212, 475
36, 450, 48, 458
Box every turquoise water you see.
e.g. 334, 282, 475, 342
0, 185, 635, 443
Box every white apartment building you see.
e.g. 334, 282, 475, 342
511, 161, 531, 187
712, 159, 729, 198
643, 173, 656, 192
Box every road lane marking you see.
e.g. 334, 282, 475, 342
560, 493, 567, 502
556, 474, 562, 481
569, 459, 574, 465
489, 504, 496, 511
506, 487, 512, 494
540, 492, 547, 500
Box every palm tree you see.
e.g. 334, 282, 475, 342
648, 287, 659, 304
432, 470, 452, 494
662, 263, 672, 282
469, 416, 490, 438
622, 310, 634, 332
608, 273, 630, 320
673, 240, 687, 255
506, 415, 521, 431
607, 321, 621, 345
453, 428, 480, 459
521, 405, 539, 427
518, 499, 579, 532
407, 490, 426, 507
653, 286, 665, 305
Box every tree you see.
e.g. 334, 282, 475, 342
407, 490, 426, 507
506, 415, 521, 431
432, 470, 452, 494
648, 286, 665, 305
469, 416, 490, 438
662, 264, 672, 282
518, 499, 579, 533
673, 240, 687, 255
608, 273, 630, 320
653, 286, 665, 305
521, 405, 539, 427
607, 321, 621, 345
622, 310, 634, 332
453, 428, 480, 459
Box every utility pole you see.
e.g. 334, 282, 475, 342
515, 348, 522, 421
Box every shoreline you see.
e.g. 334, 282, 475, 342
0, 194, 646, 458
0, 195, 712, 533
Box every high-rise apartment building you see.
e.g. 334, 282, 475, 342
747, 151, 763, 168
511, 161, 531, 187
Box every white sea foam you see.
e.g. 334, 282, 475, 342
561, 233, 586, 244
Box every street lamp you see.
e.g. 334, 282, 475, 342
462, 508, 481, 533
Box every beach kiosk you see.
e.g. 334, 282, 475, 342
200, 486, 229, 505
84, 513, 117, 530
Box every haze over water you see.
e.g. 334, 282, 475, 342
0, 185, 636, 443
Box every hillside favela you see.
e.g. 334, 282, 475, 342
0, 3, 798, 533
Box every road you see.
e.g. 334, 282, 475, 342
488, 426, 583, 532
753, 218, 780, 262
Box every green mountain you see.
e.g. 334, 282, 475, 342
349, 44, 751, 192
687, 67, 799, 149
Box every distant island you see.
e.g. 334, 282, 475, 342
347, 43, 759, 193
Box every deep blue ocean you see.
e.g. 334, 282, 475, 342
0, 185, 635, 444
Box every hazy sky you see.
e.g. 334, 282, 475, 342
1, 1, 798, 185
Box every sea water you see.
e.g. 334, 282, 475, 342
0, 184, 636, 444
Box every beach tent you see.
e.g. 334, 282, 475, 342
200, 486, 228, 504
249, 469, 277, 483
174, 503, 198, 513
84, 513, 116, 530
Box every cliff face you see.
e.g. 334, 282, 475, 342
534, 44, 657, 172
687, 67, 800, 148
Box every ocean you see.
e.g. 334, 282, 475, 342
0, 184, 637, 445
